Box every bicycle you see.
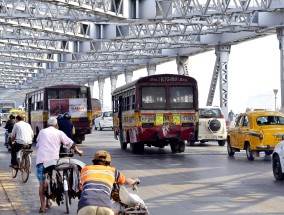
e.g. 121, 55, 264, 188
12, 145, 33, 183
44, 152, 85, 214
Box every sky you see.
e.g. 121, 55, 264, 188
92, 34, 280, 114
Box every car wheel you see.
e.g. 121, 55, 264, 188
170, 142, 179, 153
208, 119, 221, 132
187, 141, 195, 146
120, 136, 127, 150
265, 151, 273, 156
273, 155, 284, 181
99, 124, 103, 131
227, 139, 235, 156
218, 140, 226, 146
246, 144, 254, 161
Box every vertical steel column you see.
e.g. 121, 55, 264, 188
176, 56, 189, 75
110, 74, 118, 93
277, 28, 284, 112
98, 78, 105, 110
218, 46, 230, 121
147, 64, 156, 76
125, 71, 133, 84
88, 80, 94, 98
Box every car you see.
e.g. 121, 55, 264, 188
227, 110, 284, 161
189, 106, 227, 146
94, 111, 113, 131
272, 140, 284, 181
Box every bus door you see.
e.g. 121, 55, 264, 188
118, 96, 123, 139
28, 97, 32, 124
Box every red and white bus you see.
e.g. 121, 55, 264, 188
25, 85, 92, 144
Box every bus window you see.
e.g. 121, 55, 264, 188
59, 89, 77, 98
48, 90, 57, 99
142, 87, 166, 109
170, 87, 193, 109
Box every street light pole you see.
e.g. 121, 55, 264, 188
273, 89, 278, 111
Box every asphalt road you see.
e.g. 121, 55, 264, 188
0, 127, 284, 215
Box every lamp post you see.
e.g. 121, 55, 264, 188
273, 89, 278, 111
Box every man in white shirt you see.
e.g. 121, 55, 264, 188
36, 117, 83, 213
10, 114, 34, 168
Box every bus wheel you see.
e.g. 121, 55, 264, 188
130, 143, 144, 154
170, 143, 179, 153
178, 141, 185, 153
120, 141, 127, 150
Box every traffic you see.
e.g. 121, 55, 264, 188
1, 128, 284, 215
1, 75, 284, 215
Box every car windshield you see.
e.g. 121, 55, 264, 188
103, 112, 113, 117
199, 108, 222, 118
256, 116, 284, 126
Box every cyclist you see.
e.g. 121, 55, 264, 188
36, 117, 83, 213
9, 114, 34, 169
58, 112, 75, 156
4, 114, 15, 148
58, 112, 75, 139
77, 150, 139, 215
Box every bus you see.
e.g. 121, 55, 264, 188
0, 100, 16, 123
91, 98, 101, 122
25, 85, 93, 144
112, 74, 199, 154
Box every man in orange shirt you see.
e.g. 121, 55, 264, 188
77, 150, 139, 215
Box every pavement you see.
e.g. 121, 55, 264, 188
0, 170, 16, 215
0, 127, 80, 215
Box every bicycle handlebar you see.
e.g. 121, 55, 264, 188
59, 153, 74, 157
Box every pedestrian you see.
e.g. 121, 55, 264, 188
36, 117, 83, 213
10, 114, 34, 169
77, 150, 139, 215
228, 109, 234, 124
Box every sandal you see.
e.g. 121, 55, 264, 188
39, 208, 45, 213
46, 202, 52, 209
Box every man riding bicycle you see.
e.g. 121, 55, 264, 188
77, 150, 139, 215
9, 114, 33, 169
36, 117, 83, 213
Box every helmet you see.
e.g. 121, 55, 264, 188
63, 112, 71, 119
93, 150, 111, 162
57, 114, 63, 121
9, 114, 15, 119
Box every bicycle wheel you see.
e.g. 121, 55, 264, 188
12, 167, 18, 178
21, 154, 30, 183
64, 190, 70, 214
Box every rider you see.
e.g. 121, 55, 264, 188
10, 114, 34, 169
36, 117, 83, 213
58, 112, 75, 139
4, 114, 15, 148
58, 112, 75, 156
77, 150, 139, 215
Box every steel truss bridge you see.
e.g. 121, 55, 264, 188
1, 0, 284, 118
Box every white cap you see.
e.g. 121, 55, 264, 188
47, 117, 57, 126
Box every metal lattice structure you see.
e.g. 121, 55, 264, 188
1, 0, 284, 105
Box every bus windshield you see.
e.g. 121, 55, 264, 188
141, 86, 194, 110
142, 87, 166, 109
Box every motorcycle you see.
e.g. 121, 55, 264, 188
111, 181, 149, 215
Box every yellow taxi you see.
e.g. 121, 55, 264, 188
6, 109, 25, 121
227, 110, 284, 161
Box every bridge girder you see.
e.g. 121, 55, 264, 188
0, 0, 283, 100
